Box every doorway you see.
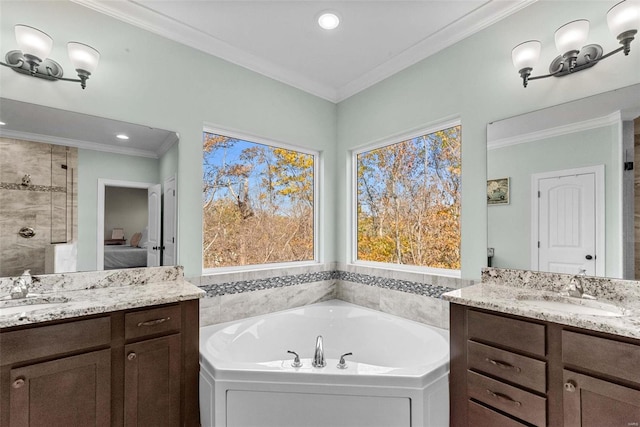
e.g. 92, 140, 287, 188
96, 179, 160, 270
531, 165, 604, 276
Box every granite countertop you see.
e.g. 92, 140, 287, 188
442, 268, 640, 340
0, 266, 205, 329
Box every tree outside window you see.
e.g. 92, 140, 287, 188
356, 125, 461, 270
202, 132, 315, 268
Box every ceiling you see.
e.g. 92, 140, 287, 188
74, 0, 534, 103
0, 98, 178, 158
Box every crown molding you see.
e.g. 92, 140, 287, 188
157, 132, 179, 158
487, 111, 622, 150
335, 0, 538, 102
72, 0, 339, 102
73, 0, 536, 104
0, 129, 160, 159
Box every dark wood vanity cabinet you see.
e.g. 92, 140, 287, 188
0, 300, 200, 427
450, 303, 640, 427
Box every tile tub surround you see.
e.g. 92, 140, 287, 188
196, 263, 473, 329
443, 267, 640, 339
0, 266, 204, 328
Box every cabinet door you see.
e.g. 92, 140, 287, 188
9, 349, 111, 427
124, 334, 181, 427
564, 370, 640, 427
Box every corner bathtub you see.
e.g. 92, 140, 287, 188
199, 300, 449, 427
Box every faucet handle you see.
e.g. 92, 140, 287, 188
337, 352, 353, 369
287, 350, 302, 368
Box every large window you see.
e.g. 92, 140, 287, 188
355, 124, 461, 270
202, 131, 316, 269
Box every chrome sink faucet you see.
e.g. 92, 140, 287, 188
312, 335, 326, 368
10, 269, 32, 299
561, 269, 595, 299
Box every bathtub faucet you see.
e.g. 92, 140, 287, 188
312, 335, 326, 368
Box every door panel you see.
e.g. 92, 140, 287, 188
538, 172, 596, 275
147, 184, 161, 267
162, 176, 177, 266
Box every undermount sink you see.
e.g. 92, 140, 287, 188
0, 294, 69, 317
518, 296, 629, 317
0, 303, 65, 317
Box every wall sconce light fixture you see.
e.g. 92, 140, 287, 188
512, 0, 639, 87
0, 25, 100, 89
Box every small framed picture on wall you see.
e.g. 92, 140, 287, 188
487, 177, 510, 205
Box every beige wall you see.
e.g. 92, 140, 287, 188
0, 138, 77, 275
104, 187, 148, 244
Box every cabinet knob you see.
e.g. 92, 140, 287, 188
564, 380, 577, 392
12, 378, 25, 388
127, 352, 137, 361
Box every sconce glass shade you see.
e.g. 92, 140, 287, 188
607, 0, 640, 37
555, 19, 590, 53
67, 42, 100, 74
14, 25, 53, 61
512, 40, 541, 70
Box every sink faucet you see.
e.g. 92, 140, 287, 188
312, 335, 326, 368
10, 270, 32, 299
561, 269, 595, 299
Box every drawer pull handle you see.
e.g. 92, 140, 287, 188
12, 377, 25, 388
127, 352, 137, 361
564, 380, 577, 392
486, 389, 522, 407
485, 358, 521, 373
137, 317, 170, 327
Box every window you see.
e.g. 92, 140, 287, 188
202, 131, 317, 269
355, 124, 461, 271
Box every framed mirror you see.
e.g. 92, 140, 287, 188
0, 98, 179, 276
487, 84, 640, 280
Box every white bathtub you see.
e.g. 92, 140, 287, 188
199, 300, 449, 427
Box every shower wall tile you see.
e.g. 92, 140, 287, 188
0, 138, 77, 276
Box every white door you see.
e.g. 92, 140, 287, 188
535, 170, 600, 275
147, 184, 162, 267
163, 176, 177, 266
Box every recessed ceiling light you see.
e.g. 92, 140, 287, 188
0, 121, 5, 126
116, 134, 129, 140
318, 12, 340, 30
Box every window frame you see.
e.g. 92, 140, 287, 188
349, 118, 462, 277
201, 124, 322, 275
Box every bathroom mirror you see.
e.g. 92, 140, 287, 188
487, 83, 640, 280
0, 98, 179, 276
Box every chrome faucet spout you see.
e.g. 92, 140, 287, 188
312, 335, 325, 368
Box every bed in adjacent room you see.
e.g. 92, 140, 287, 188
104, 245, 147, 269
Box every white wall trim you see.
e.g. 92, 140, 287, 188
349, 119, 462, 276
0, 129, 160, 159
201, 124, 322, 273
530, 165, 605, 275
488, 112, 621, 151
73, 0, 535, 103
97, 178, 157, 270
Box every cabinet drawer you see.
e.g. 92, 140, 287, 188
468, 400, 529, 427
1, 316, 111, 365
125, 304, 181, 341
468, 341, 546, 393
468, 310, 545, 357
562, 330, 640, 384
468, 371, 546, 427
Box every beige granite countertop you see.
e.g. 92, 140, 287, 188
443, 268, 640, 340
0, 266, 204, 329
